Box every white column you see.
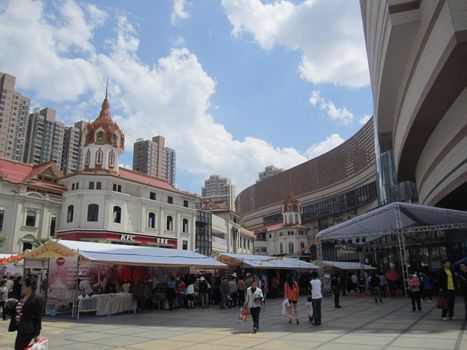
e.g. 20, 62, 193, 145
191, 216, 196, 251
176, 213, 181, 249
159, 209, 165, 236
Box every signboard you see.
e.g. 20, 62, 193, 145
57, 231, 178, 248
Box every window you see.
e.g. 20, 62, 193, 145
300, 241, 305, 251
112, 134, 118, 147
166, 215, 173, 230
148, 212, 155, 228
67, 205, 74, 223
71, 183, 75, 191
22, 242, 32, 252
183, 219, 189, 233
50, 216, 56, 237
280, 243, 283, 255
113, 206, 121, 223
150, 192, 156, 200
96, 131, 105, 144
0, 209, 4, 231
182, 240, 188, 250
85, 150, 91, 166
167, 196, 173, 204
87, 204, 99, 222
96, 182, 102, 190
109, 151, 115, 168
184, 200, 189, 208
288, 242, 294, 255
25, 210, 36, 227
76, 183, 79, 190
89, 181, 95, 190
113, 184, 122, 192
96, 149, 103, 165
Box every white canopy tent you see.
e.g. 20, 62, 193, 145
316, 202, 467, 243
218, 253, 319, 270
320, 260, 376, 271
25, 240, 227, 269
316, 202, 467, 294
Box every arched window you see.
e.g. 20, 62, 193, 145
109, 151, 115, 168
112, 134, 118, 147
25, 210, 36, 227
87, 204, 99, 222
67, 205, 74, 223
113, 206, 121, 223
166, 215, 173, 231
182, 219, 189, 233
148, 212, 155, 228
96, 149, 103, 165
85, 150, 91, 167
96, 131, 105, 145
288, 204, 293, 211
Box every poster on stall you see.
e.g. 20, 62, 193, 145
47, 256, 79, 314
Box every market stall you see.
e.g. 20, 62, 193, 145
23, 240, 226, 318
217, 253, 318, 297
0, 253, 24, 277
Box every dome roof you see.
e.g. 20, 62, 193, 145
83, 94, 125, 150
283, 185, 301, 213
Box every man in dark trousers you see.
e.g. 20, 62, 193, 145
331, 273, 342, 308
439, 258, 458, 320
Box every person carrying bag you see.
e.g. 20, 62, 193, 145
244, 277, 263, 334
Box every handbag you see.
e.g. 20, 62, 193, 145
25, 337, 48, 350
238, 306, 248, 321
437, 296, 448, 309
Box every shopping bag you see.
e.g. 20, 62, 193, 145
239, 306, 248, 321
25, 337, 48, 350
437, 296, 448, 309
281, 298, 291, 317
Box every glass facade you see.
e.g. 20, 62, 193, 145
196, 210, 212, 256
376, 148, 417, 205
302, 182, 378, 222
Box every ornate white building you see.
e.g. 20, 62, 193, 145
0, 160, 64, 253
254, 187, 312, 258
56, 93, 198, 250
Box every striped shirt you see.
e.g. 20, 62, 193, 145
15, 299, 24, 324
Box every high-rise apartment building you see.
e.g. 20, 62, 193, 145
258, 165, 283, 182
0, 72, 31, 161
165, 147, 176, 187
24, 107, 65, 167
133, 135, 176, 186
62, 121, 86, 174
202, 175, 235, 211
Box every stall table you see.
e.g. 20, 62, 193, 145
77, 293, 136, 319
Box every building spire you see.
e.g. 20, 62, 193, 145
105, 76, 109, 100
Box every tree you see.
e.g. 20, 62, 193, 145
32, 237, 49, 248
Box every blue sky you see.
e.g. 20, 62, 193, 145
0, 0, 373, 195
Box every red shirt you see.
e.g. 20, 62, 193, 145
284, 281, 300, 302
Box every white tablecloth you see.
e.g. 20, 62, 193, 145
79, 293, 136, 316
95, 293, 136, 316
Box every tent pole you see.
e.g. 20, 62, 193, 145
395, 204, 409, 296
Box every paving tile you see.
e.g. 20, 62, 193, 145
128, 339, 190, 350
390, 336, 457, 349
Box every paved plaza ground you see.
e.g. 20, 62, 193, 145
0, 295, 466, 350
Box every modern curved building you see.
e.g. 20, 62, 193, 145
361, 0, 467, 210
236, 119, 378, 241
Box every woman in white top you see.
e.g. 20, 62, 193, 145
310, 271, 323, 325
185, 282, 195, 309
244, 278, 263, 333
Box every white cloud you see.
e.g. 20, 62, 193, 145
0, 0, 350, 191
305, 133, 344, 159
222, 0, 369, 87
0, 0, 101, 102
309, 90, 354, 125
359, 114, 371, 125
170, 0, 190, 26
